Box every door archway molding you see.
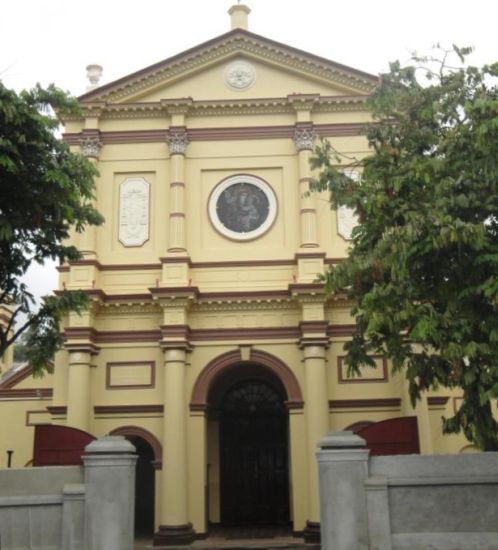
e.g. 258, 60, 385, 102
190, 348, 304, 411
109, 425, 163, 469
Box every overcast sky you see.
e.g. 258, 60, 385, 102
1, 0, 496, 302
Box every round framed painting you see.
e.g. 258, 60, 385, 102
208, 175, 277, 241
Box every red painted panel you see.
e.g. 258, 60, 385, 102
33, 425, 96, 466
357, 416, 420, 456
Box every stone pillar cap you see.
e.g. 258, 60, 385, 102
318, 430, 367, 449
85, 435, 136, 454
228, 4, 251, 30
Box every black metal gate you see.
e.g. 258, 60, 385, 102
220, 380, 290, 525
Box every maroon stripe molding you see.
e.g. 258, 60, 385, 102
329, 398, 401, 409
63, 122, 366, 145
427, 396, 450, 406
191, 327, 300, 341
0, 389, 53, 399
63, 257, 345, 271
64, 324, 360, 344
328, 324, 357, 337
94, 405, 164, 414
47, 406, 68, 415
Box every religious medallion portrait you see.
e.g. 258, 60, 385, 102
209, 175, 277, 241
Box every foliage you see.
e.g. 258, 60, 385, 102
12, 332, 28, 363
0, 82, 104, 374
311, 47, 498, 450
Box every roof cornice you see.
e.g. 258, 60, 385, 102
62, 94, 369, 122
78, 29, 378, 105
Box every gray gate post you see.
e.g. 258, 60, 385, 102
82, 436, 137, 550
316, 431, 370, 550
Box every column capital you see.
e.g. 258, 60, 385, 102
294, 125, 316, 151
299, 321, 330, 350
160, 339, 193, 354
167, 127, 189, 155
79, 135, 102, 159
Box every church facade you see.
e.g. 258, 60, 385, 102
0, 5, 471, 545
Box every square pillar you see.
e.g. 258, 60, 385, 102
316, 431, 370, 550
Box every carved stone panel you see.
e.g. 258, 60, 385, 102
337, 205, 359, 240
337, 170, 361, 240
118, 177, 150, 247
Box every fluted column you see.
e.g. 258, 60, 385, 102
154, 346, 195, 546
294, 125, 319, 249
166, 128, 188, 253
79, 134, 102, 260
303, 343, 329, 542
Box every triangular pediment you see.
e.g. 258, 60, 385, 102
79, 29, 377, 106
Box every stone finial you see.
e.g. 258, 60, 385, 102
167, 129, 189, 155
294, 127, 316, 151
79, 136, 102, 159
86, 64, 103, 91
228, 4, 251, 30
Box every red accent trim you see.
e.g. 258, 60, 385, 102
94, 405, 163, 414
337, 355, 388, 383
190, 349, 304, 411
153, 523, 196, 546
345, 420, 375, 433
329, 398, 401, 409
47, 406, 67, 415
0, 388, 52, 399
328, 324, 357, 337
303, 521, 321, 543
106, 361, 155, 389
109, 425, 162, 466
33, 425, 95, 466
427, 396, 450, 406
357, 416, 420, 455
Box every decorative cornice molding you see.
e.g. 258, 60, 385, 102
63, 95, 369, 122
78, 30, 377, 105
58, 284, 337, 310
150, 286, 200, 303
288, 93, 320, 112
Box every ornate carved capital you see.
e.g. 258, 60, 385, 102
294, 126, 316, 151
167, 129, 189, 155
79, 136, 102, 158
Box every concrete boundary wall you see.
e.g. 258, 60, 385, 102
0, 436, 136, 550
317, 431, 498, 550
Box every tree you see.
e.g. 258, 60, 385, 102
0, 82, 104, 374
311, 47, 498, 450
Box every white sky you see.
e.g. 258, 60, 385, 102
1, 0, 496, 302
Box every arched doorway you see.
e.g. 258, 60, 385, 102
207, 362, 291, 526
110, 427, 160, 536
127, 435, 155, 535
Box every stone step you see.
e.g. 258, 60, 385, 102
137, 541, 320, 550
